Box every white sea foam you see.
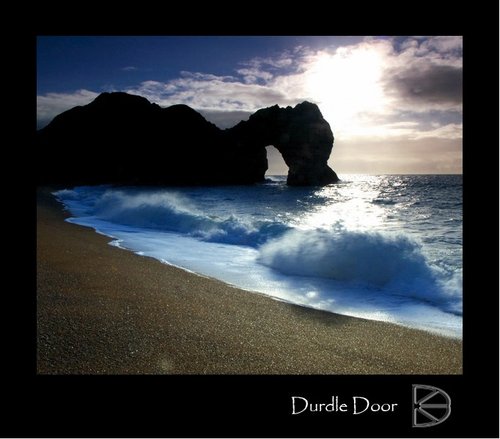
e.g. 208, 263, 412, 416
83, 188, 290, 246
258, 228, 462, 308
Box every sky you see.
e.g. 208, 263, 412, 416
37, 36, 462, 175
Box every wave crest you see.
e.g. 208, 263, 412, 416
71, 189, 290, 247
258, 228, 461, 308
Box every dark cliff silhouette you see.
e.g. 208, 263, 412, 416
37, 92, 339, 186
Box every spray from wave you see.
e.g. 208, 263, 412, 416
258, 228, 462, 312
57, 188, 291, 247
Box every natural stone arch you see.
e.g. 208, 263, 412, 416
226, 101, 338, 186
37, 93, 339, 187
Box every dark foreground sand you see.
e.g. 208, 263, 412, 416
37, 188, 462, 374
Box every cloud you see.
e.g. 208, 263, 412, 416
382, 36, 462, 113
121, 66, 138, 71
402, 36, 463, 56
124, 73, 300, 114
395, 36, 462, 59
240, 51, 296, 70
424, 36, 462, 53
410, 123, 462, 140
235, 67, 273, 84
37, 89, 98, 129
385, 64, 462, 108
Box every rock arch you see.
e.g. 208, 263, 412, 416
226, 101, 339, 186
37, 93, 339, 186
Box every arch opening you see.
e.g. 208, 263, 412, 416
265, 145, 288, 178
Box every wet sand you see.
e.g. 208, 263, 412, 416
37, 187, 462, 374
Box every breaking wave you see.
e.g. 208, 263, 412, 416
258, 228, 462, 312
57, 188, 291, 247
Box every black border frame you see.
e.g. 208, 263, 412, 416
9, 5, 499, 437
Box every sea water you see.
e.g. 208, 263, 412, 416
54, 174, 462, 338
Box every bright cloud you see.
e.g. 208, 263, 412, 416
236, 67, 273, 84
126, 73, 296, 111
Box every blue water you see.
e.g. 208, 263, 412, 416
54, 174, 463, 338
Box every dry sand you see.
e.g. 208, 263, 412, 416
37, 187, 462, 374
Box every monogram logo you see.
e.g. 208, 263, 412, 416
412, 384, 451, 428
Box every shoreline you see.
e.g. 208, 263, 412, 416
110, 239, 461, 340
37, 187, 462, 374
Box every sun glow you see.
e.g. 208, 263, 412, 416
305, 45, 388, 138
